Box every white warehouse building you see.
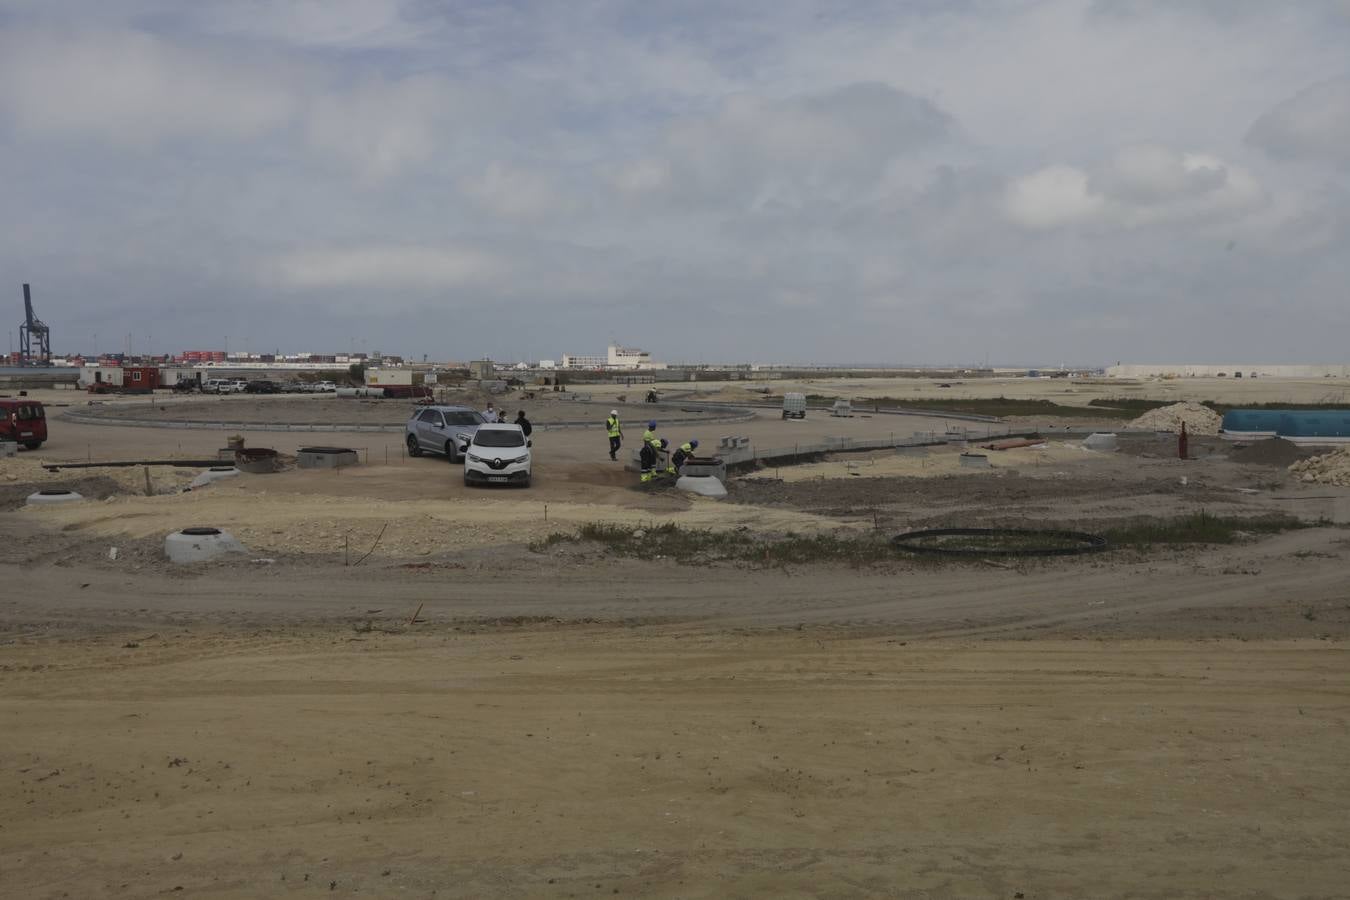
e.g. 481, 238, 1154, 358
561, 344, 661, 370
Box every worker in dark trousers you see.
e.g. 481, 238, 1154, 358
668, 438, 698, 475
606, 409, 622, 460
640, 436, 666, 483
642, 420, 657, 446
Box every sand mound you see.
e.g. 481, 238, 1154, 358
1129, 402, 1222, 435
1, 456, 196, 495
1230, 437, 1304, 467
1287, 448, 1350, 486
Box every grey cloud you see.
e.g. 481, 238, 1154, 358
1246, 76, 1350, 168
0, 28, 301, 145
619, 82, 955, 207
1004, 145, 1266, 230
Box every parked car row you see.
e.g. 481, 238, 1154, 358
203, 378, 247, 394
182, 379, 340, 394
403, 405, 532, 487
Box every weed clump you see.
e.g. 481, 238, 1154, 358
1103, 511, 1305, 548
533, 522, 900, 565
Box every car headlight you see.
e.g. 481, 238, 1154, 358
467, 453, 486, 463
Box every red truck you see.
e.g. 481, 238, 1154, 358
0, 398, 47, 449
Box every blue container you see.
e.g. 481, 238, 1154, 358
1223, 409, 1350, 438
1221, 409, 1285, 434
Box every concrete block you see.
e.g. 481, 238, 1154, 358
680, 459, 727, 483
959, 452, 990, 468
297, 447, 359, 469
0, 441, 16, 458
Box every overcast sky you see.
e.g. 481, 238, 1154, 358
2, 0, 1348, 365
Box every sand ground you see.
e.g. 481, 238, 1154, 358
3, 379, 1350, 898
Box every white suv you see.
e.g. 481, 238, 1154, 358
463, 424, 532, 487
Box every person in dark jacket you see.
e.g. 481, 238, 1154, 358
515, 410, 532, 437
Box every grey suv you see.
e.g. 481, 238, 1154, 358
405, 405, 488, 462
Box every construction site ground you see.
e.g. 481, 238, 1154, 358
3, 379, 1350, 899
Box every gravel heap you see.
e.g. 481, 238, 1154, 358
1128, 401, 1222, 435
1288, 447, 1350, 486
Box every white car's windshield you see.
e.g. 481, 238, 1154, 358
474, 430, 525, 448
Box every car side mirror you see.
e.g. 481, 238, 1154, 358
526, 440, 532, 447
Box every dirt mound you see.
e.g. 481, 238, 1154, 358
1129, 401, 1222, 435
1287, 447, 1350, 486
1230, 437, 1305, 467
0, 474, 128, 511
0, 457, 196, 506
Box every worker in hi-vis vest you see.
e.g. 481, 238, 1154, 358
606, 409, 623, 461
641, 420, 657, 446
668, 439, 698, 475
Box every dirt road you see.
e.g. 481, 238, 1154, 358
3, 618, 1348, 899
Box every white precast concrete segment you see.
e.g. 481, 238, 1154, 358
676, 475, 728, 499
189, 467, 241, 489
164, 527, 248, 564
1083, 433, 1119, 451
25, 489, 84, 506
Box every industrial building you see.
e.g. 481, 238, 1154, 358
561, 344, 660, 370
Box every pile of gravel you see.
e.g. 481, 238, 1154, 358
1128, 401, 1222, 435
1288, 448, 1350, 486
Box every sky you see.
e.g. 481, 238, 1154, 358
1, 0, 1348, 366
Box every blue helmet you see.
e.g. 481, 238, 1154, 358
648, 420, 657, 429
689, 439, 698, 449
659, 438, 669, 448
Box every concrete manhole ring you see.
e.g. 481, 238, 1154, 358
26, 489, 85, 506
165, 527, 248, 564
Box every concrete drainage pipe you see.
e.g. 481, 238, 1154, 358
26, 489, 85, 506
164, 527, 248, 564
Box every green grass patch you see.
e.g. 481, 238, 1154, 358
1103, 512, 1306, 549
